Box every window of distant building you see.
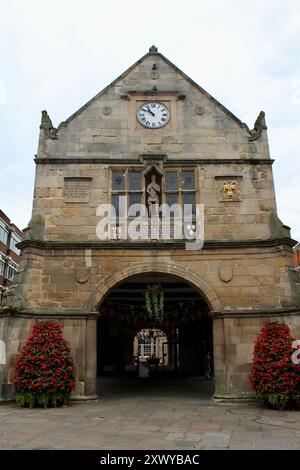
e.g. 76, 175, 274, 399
10, 233, 21, 255
0, 252, 5, 277
138, 335, 156, 357
5, 260, 18, 281
0, 220, 9, 245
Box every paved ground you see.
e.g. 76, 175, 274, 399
0, 376, 300, 450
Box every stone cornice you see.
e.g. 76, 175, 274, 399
0, 310, 98, 319
18, 237, 297, 251
211, 307, 300, 319
34, 157, 274, 166
2, 307, 299, 320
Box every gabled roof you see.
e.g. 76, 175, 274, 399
57, 45, 252, 135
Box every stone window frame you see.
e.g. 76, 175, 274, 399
162, 168, 198, 217
110, 167, 145, 218
110, 166, 199, 219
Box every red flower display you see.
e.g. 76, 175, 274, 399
249, 321, 300, 410
14, 320, 75, 408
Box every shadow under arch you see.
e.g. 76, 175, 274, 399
87, 261, 222, 312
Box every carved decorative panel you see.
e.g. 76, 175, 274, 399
215, 176, 242, 202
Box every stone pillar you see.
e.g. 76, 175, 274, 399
0, 314, 35, 402
213, 314, 255, 401
85, 315, 97, 397
212, 316, 227, 399
211, 312, 300, 401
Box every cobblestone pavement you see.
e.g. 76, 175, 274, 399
0, 377, 300, 450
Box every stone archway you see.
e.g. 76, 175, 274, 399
87, 261, 222, 313
85, 262, 224, 398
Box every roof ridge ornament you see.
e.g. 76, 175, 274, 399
149, 45, 158, 54
249, 111, 267, 141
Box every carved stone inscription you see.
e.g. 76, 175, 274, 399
64, 177, 92, 203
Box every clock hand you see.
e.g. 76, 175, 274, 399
141, 107, 155, 116
146, 106, 155, 116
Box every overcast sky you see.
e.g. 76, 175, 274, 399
0, 0, 299, 241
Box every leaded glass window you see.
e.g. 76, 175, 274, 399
183, 193, 196, 216
182, 171, 195, 190
165, 172, 178, 191
129, 171, 142, 191
112, 170, 125, 191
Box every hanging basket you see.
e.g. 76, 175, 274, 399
144, 284, 164, 322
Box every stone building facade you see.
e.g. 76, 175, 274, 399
1, 46, 299, 401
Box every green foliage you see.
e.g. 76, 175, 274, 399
255, 392, 299, 410
15, 391, 71, 408
145, 285, 164, 322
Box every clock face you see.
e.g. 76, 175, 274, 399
137, 102, 170, 128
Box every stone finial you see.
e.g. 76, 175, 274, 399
249, 111, 267, 141
149, 45, 158, 54
40, 110, 58, 140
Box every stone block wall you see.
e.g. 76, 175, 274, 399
12, 245, 297, 314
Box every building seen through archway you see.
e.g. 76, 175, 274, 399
134, 328, 169, 366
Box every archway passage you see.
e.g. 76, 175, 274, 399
96, 274, 214, 398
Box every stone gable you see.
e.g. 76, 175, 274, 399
38, 49, 269, 160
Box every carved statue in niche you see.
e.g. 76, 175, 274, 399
147, 174, 160, 205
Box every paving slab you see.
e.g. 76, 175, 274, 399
0, 377, 299, 450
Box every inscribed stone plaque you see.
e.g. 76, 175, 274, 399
64, 177, 92, 203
